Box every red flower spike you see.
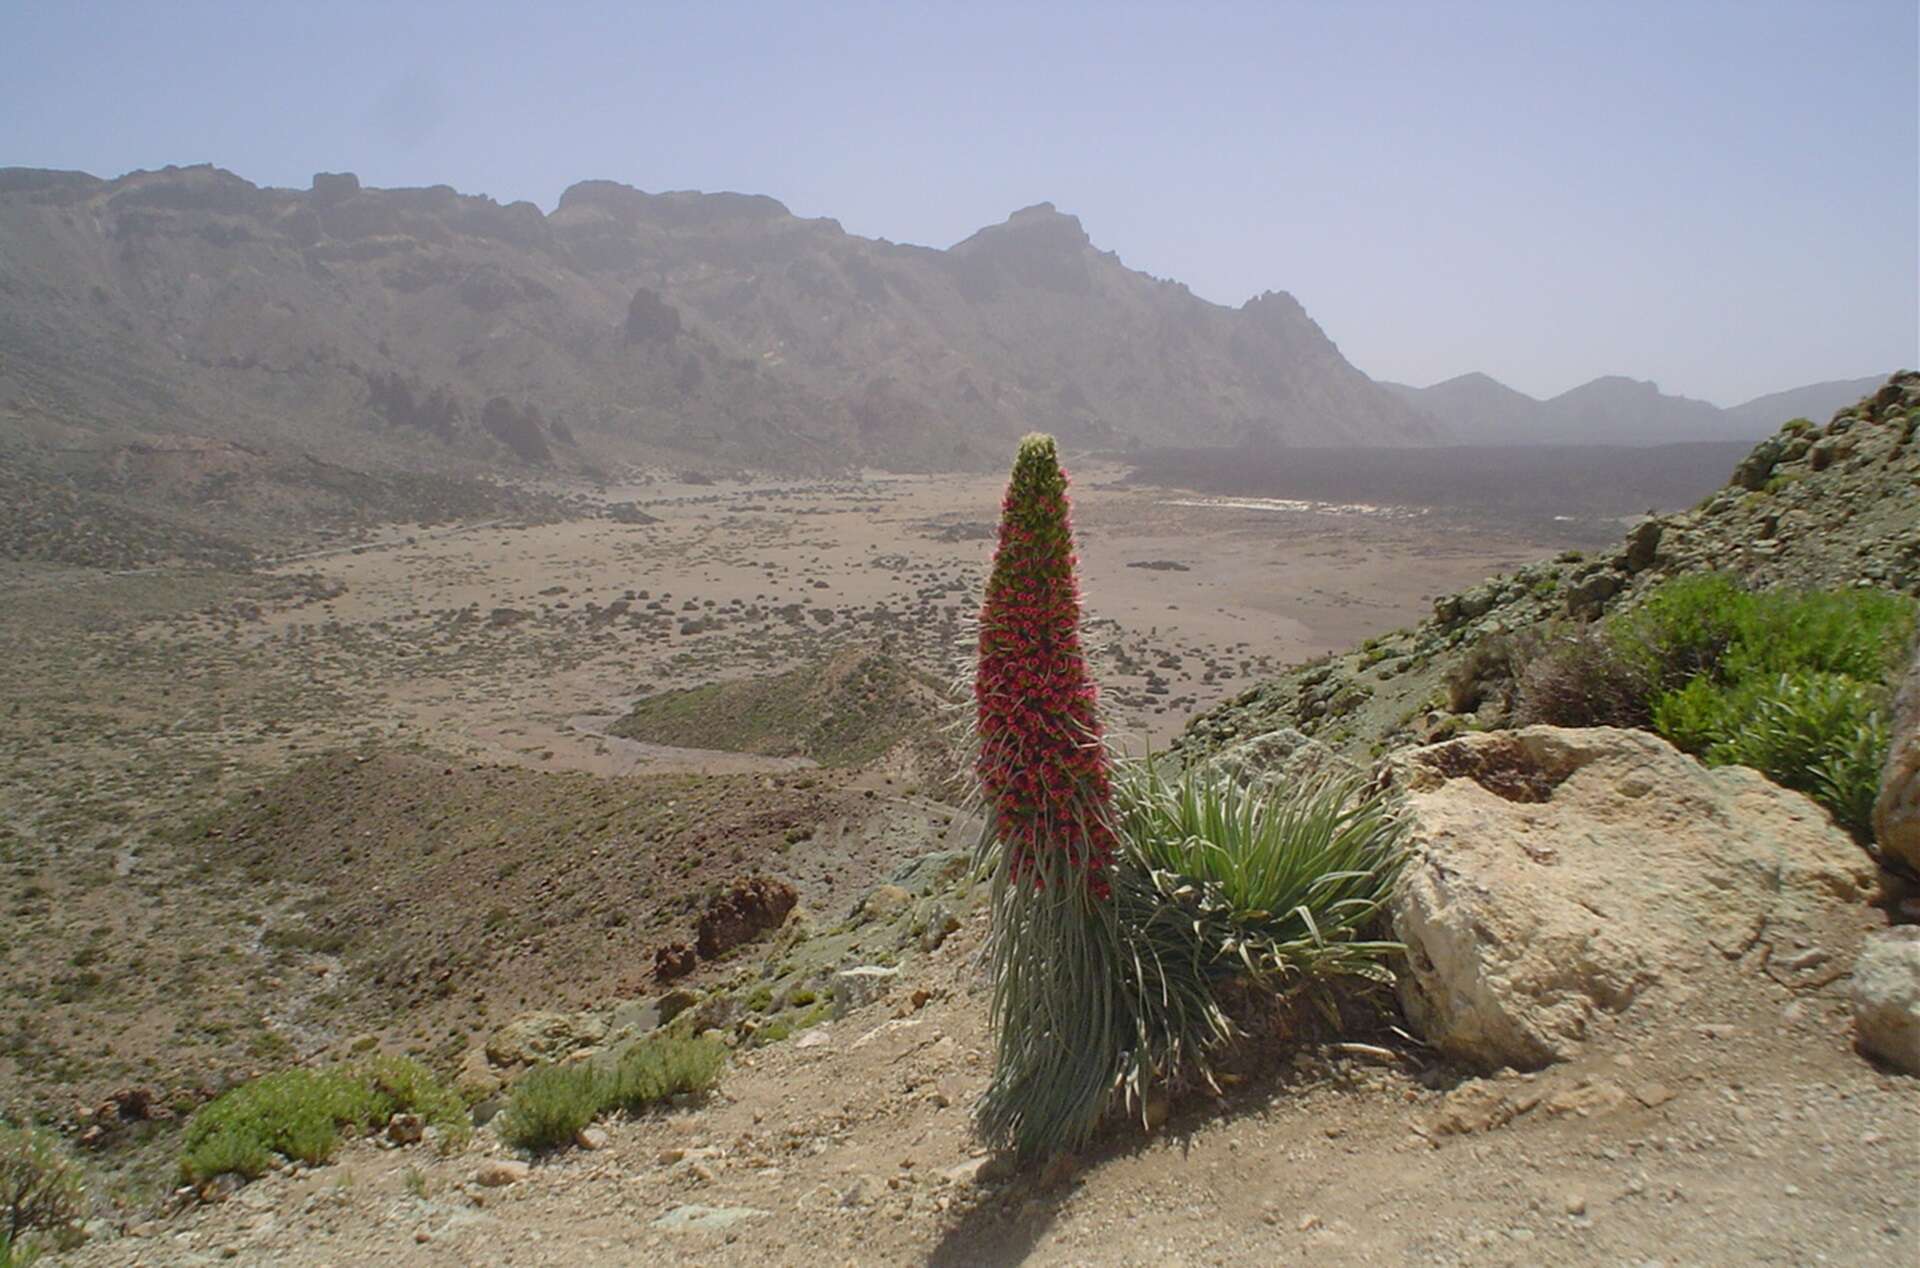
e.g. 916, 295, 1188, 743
976, 434, 1116, 898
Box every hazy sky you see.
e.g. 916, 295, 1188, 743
3, 1, 1914, 404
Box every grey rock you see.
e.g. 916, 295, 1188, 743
918, 903, 962, 952
485, 1010, 608, 1067
1873, 647, 1920, 875
888, 849, 973, 896
653, 1204, 769, 1232
1390, 727, 1875, 1069
607, 997, 663, 1042
857, 884, 914, 924
1851, 927, 1920, 1074
832, 965, 900, 1018
1564, 570, 1623, 620
657, 988, 700, 1024
475, 1159, 529, 1187
1623, 519, 1663, 573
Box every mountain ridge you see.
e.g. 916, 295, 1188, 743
0, 162, 1435, 476
1384, 369, 1888, 446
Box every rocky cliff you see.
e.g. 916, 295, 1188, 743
0, 165, 1434, 475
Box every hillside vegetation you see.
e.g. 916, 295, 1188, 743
1178, 372, 1920, 773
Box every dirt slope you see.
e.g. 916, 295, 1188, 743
65, 906, 1918, 1266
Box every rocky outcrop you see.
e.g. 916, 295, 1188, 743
1850, 927, 1920, 1074
694, 876, 797, 960
1388, 726, 1876, 1070
483, 1010, 608, 1067
1874, 647, 1920, 874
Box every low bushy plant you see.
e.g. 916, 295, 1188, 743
1614, 578, 1912, 839
606, 1035, 726, 1114
1658, 670, 1892, 838
1506, 574, 1911, 840
180, 1056, 468, 1184
498, 1034, 727, 1151
1614, 574, 1912, 691
494, 1064, 606, 1153
0, 1123, 86, 1265
1512, 625, 1654, 729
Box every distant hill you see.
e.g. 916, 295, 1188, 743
0, 165, 1434, 477
1385, 371, 1889, 446
1722, 376, 1890, 431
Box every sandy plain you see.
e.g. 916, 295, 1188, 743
241, 462, 1561, 769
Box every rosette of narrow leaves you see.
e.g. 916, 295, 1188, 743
1106, 762, 1408, 1115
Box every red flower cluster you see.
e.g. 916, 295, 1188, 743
975, 435, 1116, 897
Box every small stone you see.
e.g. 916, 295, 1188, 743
651, 1204, 768, 1232
475, 1159, 530, 1187
576, 1127, 610, 1151
1565, 1194, 1588, 1216
386, 1113, 425, 1145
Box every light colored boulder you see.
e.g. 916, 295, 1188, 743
1850, 927, 1920, 1074
454, 1045, 503, 1102
1390, 726, 1876, 1069
475, 1159, 529, 1187
484, 1010, 608, 1068
832, 965, 900, 1018
1873, 648, 1920, 874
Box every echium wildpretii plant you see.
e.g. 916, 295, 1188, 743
973, 434, 1125, 1157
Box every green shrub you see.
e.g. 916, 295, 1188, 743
0, 1123, 86, 1263
1615, 575, 1912, 690
606, 1035, 726, 1114
493, 1064, 606, 1153
180, 1056, 468, 1185
1618, 577, 1912, 839
1659, 671, 1891, 838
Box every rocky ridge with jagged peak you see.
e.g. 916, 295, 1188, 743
0, 164, 1433, 479
1175, 371, 1920, 766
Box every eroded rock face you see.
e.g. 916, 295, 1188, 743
1389, 726, 1875, 1070
1873, 648, 1920, 874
